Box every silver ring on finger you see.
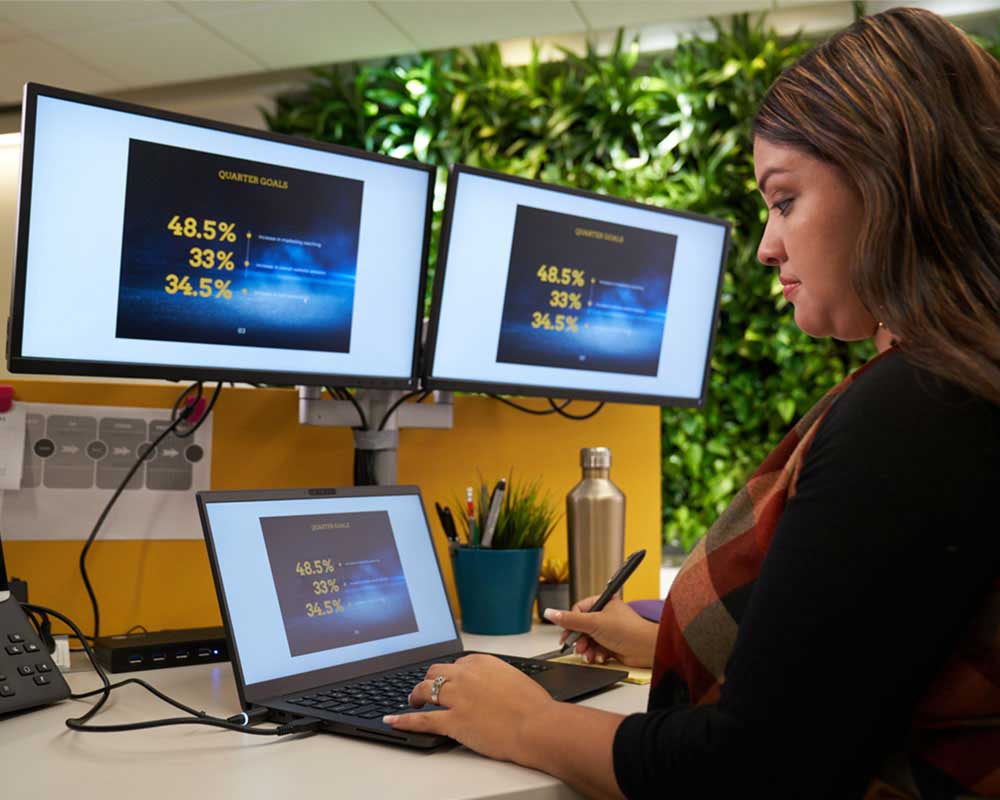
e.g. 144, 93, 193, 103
430, 675, 447, 705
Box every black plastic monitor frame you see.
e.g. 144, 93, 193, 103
421, 163, 732, 408
7, 83, 435, 390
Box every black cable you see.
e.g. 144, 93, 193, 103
378, 390, 429, 431
547, 397, 606, 420
71, 677, 206, 717
170, 381, 203, 424
0, 520, 8, 589
325, 386, 368, 430
487, 395, 572, 415
25, 607, 56, 654
81, 380, 219, 641
22, 603, 321, 737
323, 386, 375, 485
174, 382, 222, 439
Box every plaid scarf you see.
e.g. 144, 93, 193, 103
651, 350, 1000, 797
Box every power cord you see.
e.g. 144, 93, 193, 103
324, 387, 376, 485
487, 395, 605, 420
80, 381, 220, 641
487, 395, 568, 414
325, 386, 368, 430
23, 603, 322, 737
547, 397, 605, 420
378, 390, 430, 431
324, 387, 432, 485
354, 449, 378, 486
172, 381, 222, 439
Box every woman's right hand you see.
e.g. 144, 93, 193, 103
543, 595, 658, 668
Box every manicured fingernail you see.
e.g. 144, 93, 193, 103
543, 609, 561, 622
383, 715, 398, 724
585, 653, 593, 663
596, 654, 605, 664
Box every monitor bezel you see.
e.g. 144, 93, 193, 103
421, 163, 731, 408
7, 83, 435, 390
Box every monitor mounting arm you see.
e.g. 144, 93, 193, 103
297, 387, 453, 485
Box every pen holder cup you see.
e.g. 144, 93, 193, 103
452, 546, 543, 635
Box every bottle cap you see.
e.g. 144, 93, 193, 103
580, 446, 611, 469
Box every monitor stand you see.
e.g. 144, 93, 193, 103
298, 387, 453, 485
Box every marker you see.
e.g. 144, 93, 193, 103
466, 486, 479, 547
480, 479, 506, 548
436, 501, 459, 555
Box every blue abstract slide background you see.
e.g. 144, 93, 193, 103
496, 205, 676, 376
116, 139, 362, 353
261, 511, 418, 658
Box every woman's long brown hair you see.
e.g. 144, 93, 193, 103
753, 7, 1000, 405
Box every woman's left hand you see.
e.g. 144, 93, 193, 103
384, 653, 555, 763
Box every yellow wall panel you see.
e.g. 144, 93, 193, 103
2, 380, 661, 637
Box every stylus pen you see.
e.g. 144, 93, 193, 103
561, 549, 646, 653
480, 479, 506, 548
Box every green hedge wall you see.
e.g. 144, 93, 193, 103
265, 15, 999, 552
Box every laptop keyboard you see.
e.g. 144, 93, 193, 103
285, 655, 553, 720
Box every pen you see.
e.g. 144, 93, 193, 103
466, 486, 479, 547
561, 549, 646, 654
436, 502, 459, 554
480, 478, 506, 548
442, 506, 460, 542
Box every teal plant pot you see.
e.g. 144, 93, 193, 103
453, 547, 543, 635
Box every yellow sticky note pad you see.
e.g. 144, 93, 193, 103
549, 653, 652, 685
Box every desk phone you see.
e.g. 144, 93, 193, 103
0, 592, 71, 715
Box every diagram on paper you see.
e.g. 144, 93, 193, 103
1, 402, 212, 541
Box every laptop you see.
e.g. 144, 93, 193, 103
197, 485, 626, 749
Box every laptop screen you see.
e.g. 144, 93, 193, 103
200, 488, 459, 700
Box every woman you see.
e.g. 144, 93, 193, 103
386, 8, 1000, 798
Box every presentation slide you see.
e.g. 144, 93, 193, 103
495, 205, 676, 376
261, 511, 418, 657
116, 140, 363, 353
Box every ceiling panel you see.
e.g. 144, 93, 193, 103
178, 1, 417, 69
46, 15, 265, 86
576, 1, 772, 29
765, 3, 855, 34
0, 17, 27, 42
0, 0, 993, 110
0, 37, 118, 103
865, 0, 1000, 14
376, 0, 587, 51
0, 1, 181, 35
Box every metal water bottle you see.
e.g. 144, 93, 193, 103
567, 447, 625, 607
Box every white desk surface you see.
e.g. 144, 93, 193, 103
1, 625, 647, 799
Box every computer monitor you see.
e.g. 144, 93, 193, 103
8, 84, 434, 389
423, 165, 731, 406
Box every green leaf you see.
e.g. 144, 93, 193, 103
413, 126, 433, 161
776, 398, 796, 424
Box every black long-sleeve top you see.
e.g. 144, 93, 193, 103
613, 352, 1000, 798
